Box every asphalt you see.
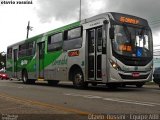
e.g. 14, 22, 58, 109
0, 80, 159, 120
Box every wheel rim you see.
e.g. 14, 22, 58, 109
23, 74, 27, 82
74, 74, 82, 86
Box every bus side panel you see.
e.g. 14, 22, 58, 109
6, 58, 13, 78
53, 53, 68, 81
67, 47, 85, 81
44, 52, 68, 81
17, 55, 37, 80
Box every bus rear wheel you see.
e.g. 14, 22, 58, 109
22, 71, 35, 84
22, 71, 28, 84
73, 70, 88, 89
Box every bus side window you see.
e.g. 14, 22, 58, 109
47, 32, 63, 52
63, 27, 82, 51
28, 42, 34, 56
19, 44, 27, 58
18, 42, 34, 57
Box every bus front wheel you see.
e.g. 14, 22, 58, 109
73, 70, 88, 89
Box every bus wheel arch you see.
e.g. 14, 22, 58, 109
69, 65, 88, 89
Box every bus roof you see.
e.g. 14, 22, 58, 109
7, 21, 80, 48
7, 12, 149, 49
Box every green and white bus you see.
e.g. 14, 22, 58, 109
6, 12, 153, 88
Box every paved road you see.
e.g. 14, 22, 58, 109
0, 80, 159, 119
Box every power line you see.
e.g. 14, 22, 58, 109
79, 0, 81, 21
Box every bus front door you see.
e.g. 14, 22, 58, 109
88, 27, 102, 81
38, 42, 45, 79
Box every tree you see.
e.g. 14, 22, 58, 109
0, 52, 6, 70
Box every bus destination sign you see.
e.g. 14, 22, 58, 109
110, 12, 149, 26
120, 16, 139, 24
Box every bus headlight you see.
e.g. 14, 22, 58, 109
110, 59, 121, 71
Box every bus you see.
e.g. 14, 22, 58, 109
6, 12, 153, 88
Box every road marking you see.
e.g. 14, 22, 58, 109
102, 98, 155, 107
0, 84, 29, 89
103, 98, 160, 106
0, 92, 91, 115
65, 93, 102, 99
65, 93, 160, 107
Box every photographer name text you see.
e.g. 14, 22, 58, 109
1, 0, 32, 5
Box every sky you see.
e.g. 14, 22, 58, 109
0, 0, 160, 55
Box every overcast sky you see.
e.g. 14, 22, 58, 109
0, 0, 160, 54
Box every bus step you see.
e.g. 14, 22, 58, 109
37, 78, 44, 81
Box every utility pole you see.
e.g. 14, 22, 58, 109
26, 21, 33, 39
79, 0, 81, 21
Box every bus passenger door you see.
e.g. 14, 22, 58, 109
13, 49, 18, 78
38, 42, 45, 79
88, 27, 102, 81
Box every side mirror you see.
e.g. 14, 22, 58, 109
109, 27, 114, 39
103, 20, 109, 24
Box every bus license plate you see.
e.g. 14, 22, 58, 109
132, 72, 140, 77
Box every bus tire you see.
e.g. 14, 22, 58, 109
73, 70, 88, 89
48, 80, 59, 86
136, 83, 144, 88
22, 70, 29, 84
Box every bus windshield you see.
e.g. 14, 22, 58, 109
112, 25, 153, 58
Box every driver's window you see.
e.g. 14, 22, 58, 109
144, 35, 149, 50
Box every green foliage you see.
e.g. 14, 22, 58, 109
0, 52, 6, 69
